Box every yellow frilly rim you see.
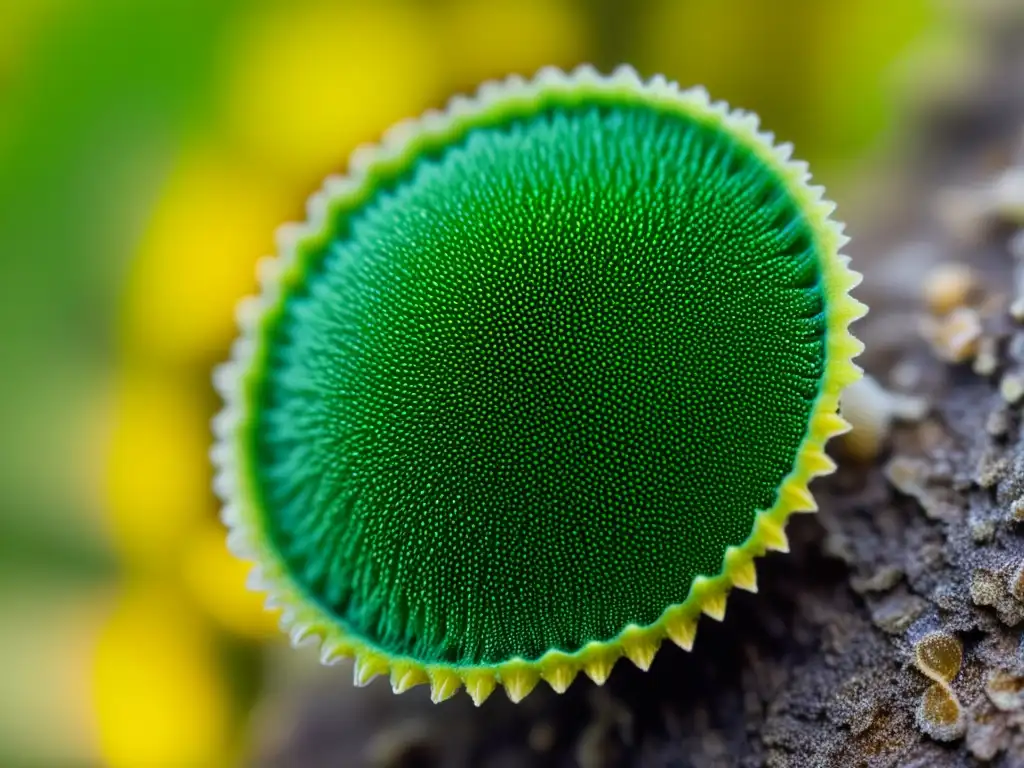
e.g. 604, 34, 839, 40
211, 64, 867, 706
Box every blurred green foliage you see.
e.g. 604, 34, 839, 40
1, 0, 242, 570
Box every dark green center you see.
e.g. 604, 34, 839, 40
251, 102, 826, 666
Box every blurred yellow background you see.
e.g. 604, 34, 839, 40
0, 0, 971, 765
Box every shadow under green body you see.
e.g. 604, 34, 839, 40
250, 102, 826, 666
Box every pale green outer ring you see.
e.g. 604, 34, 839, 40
211, 64, 867, 705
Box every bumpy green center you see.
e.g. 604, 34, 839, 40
252, 102, 826, 666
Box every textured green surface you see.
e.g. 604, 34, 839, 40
251, 102, 827, 666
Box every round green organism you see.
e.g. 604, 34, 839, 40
213, 65, 866, 705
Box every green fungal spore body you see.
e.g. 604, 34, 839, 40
214, 66, 866, 704
265, 105, 817, 660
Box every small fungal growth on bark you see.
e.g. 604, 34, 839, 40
914, 631, 966, 742
212, 65, 866, 704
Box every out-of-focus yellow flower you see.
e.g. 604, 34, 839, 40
439, 0, 589, 85
122, 146, 294, 365
799, 0, 937, 161
1, 587, 101, 766
93, 584, 232, 768
183, 518, 282, 640
220, 0, 443, 183
105, 369, 212, 571
636, 0, 941, 176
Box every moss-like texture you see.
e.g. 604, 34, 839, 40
213, 66, 864, 703
260, 105, 826, 663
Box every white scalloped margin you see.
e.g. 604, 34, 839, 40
211, 64, 867, 707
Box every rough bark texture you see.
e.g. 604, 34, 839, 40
250, 12, 1024, 768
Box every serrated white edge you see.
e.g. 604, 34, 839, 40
210, 63, 867, 705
